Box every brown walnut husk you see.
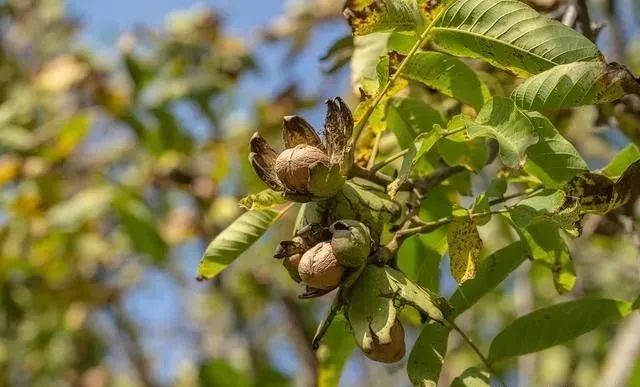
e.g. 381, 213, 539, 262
248, 97, 353, 201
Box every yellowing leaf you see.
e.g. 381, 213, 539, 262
447, 213, 482, 284
344, 0, 423, 36
239, 189, 285, 210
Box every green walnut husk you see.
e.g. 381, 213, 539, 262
345, 265, 451, 363
330, 220, 372, 267
345, 265, 402, 363
330, 182, 401, 244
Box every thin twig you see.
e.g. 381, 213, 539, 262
371, 148, 409, 172
353, 9, 447, 142
367, 131, 384, 169
446, 318, 508, 387
399, 209, 508, 237
488, 186, 543, 206
575, 0, 594, 41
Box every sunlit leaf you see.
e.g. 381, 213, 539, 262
524, 113, 588, 188
432, 0, 602, 77
239, 189, 286, 210
197, 208, 281, 280
407, 323, 449, 387
512, 62, 640, 110
387, 97, 445, 149
387, 130, 440, 198
46, 113, 92, 161
47, 187, 115, 230
451, 367, 490, 387
450, 242, 527, 318
399, 51, 491, 109
466, 97, 538, 169
345, 0, 423, 36
489, 299, 633, 362
601, 144, 640, 179
508, 190, 565, 229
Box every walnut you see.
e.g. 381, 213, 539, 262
298, 242, 344, 290
275, 145, 329, 193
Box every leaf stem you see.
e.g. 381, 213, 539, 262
446, 317, 508, 387
442, 125, 466, 137
353, 9, 447, 142
399, 209, 507, 238
367, 131, 384, 169
371, 148, 409, 172
311, 289, 344, 350
488, 186, 543, 206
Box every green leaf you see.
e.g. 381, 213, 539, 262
317, 317, 354, 387
466, 97, 538, 169
407, 323, 450, 387
199, 359, 252, 387
432, 0, 602, 77
345, 0, 423, 36
437, 137, 488, 172
449, 241, 527, 318
512, 62, 640, 110
451, 367, 490, 387
384, 266, 452, 322
114, 193, 168, 263
387, 97, 445, 149
0, 125, 35, 151
46, 112, 92, 161
239, 189, 285, 210
399, 187, 452, 291
197, 208, 281, 280
388, 130, 441, 198
47, 187, 114, 230
447, 211, 483, 284
508, 190, 565, 228
489, 298, 633, 362
471, 193, 490, 226
633, 296, 640, 310
601, 144, 640, 179
351, 33, 390, 91
399, 51, 491, 109
512, 220, 575, 293
524, 113, 588, 188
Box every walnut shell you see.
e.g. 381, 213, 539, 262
283, 253, 302, 283
275, 144, 329, 193
298, 242, 344, 290
362, 319, 406, 363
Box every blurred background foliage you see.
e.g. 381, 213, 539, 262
0, 0, 639, 387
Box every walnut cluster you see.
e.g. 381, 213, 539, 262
249, 98, 353, 201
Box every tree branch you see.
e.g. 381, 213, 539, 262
446, 317, 507, 387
